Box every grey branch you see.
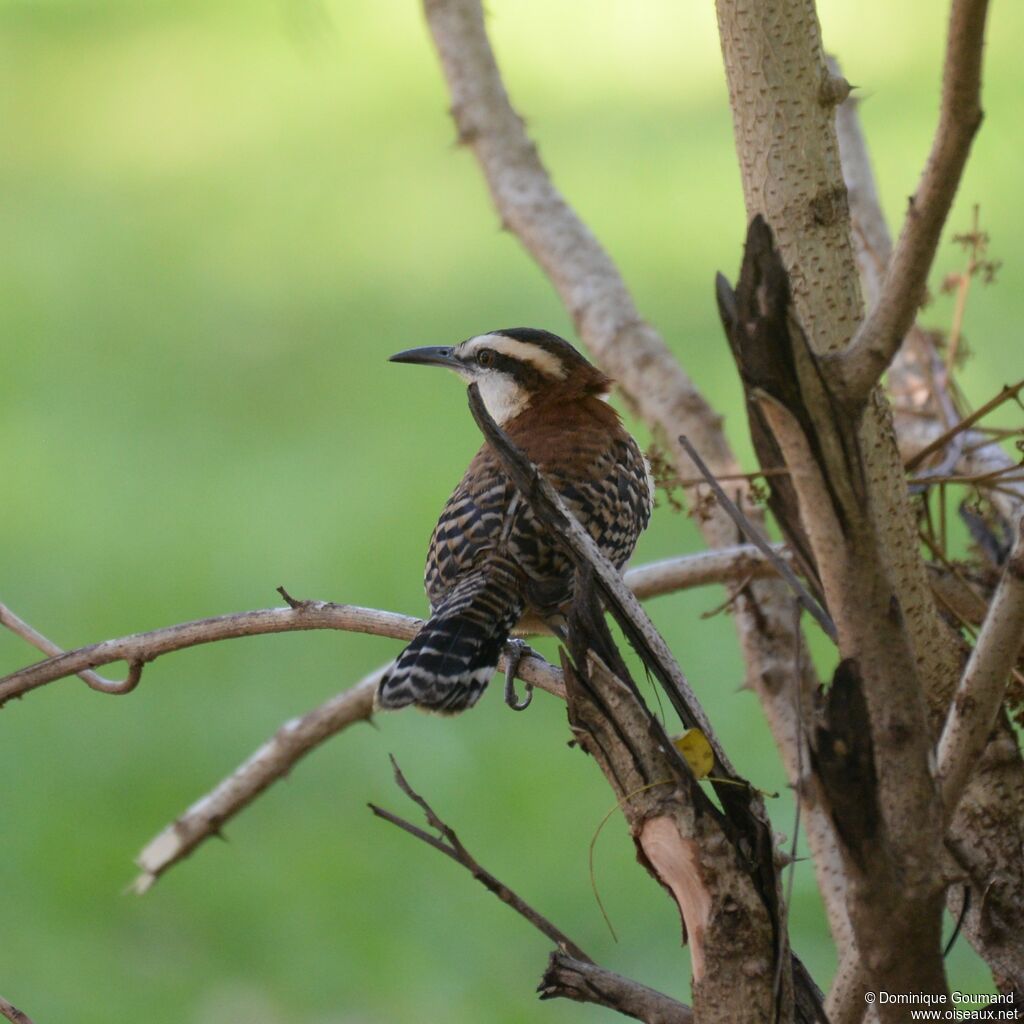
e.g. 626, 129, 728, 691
132, 664, 383, 893
837, 0, 992, 401
937, 522, 1024, 811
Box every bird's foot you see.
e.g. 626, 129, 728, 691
502, 638, 534, 711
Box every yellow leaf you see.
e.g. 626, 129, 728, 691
672, 728, 714, 779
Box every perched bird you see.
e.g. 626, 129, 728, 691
376, 328, 652, 714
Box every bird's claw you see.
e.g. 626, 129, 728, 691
503, 638, 534, 711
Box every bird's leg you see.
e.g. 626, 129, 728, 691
502, 638, 534, 711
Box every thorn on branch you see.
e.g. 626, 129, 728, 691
276, 585, 308, 609
818, 70, 853, 107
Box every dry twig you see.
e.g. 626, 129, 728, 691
838, 0, 992, 400
0, 601, 561, 708
369, 756, 694, 1023
0, 601, 142, 696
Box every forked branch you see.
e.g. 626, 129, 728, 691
370, 756, 693, 1023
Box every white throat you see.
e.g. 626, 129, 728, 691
476, 373, 530, 425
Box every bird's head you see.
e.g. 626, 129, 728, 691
390, 328, 611, 425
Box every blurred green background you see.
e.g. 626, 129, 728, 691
1, 1, 1021, 1021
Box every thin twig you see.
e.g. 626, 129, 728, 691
678, 436, 836, 643
370, 755, 593, 962
937, 521, 1024, 813
370, 756, 695, 1022
837, 0, 992, 401
905, 380, 1024, 472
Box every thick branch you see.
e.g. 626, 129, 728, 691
720, 219, 948, 1012
835, 62, 1024, 1011
420, 12, 831, 941
937, 523, 1024, 811
837, 0, 991, 400
467, 384, 829, 1022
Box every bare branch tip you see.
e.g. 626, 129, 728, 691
276, 585, 306, 609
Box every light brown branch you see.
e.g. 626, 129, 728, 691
0, 601, 142, 695
623, 543, 787, 599
132, 665, 383, 892
0, 601, 562, 708
1, 544, 786, 707
937, 522, 1024, 811
0, 995, 34, 1024
126, 547, 788, 889
837, 0, 991, 401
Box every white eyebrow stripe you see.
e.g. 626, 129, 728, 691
458, 334, 567, 379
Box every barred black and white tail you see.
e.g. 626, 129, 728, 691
376, 565, 524, 714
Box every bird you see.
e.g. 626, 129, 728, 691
375, 327, 653, 715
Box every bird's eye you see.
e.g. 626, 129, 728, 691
476, 348, 496, 368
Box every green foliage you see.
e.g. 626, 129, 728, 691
1, 1, 1020, 1020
